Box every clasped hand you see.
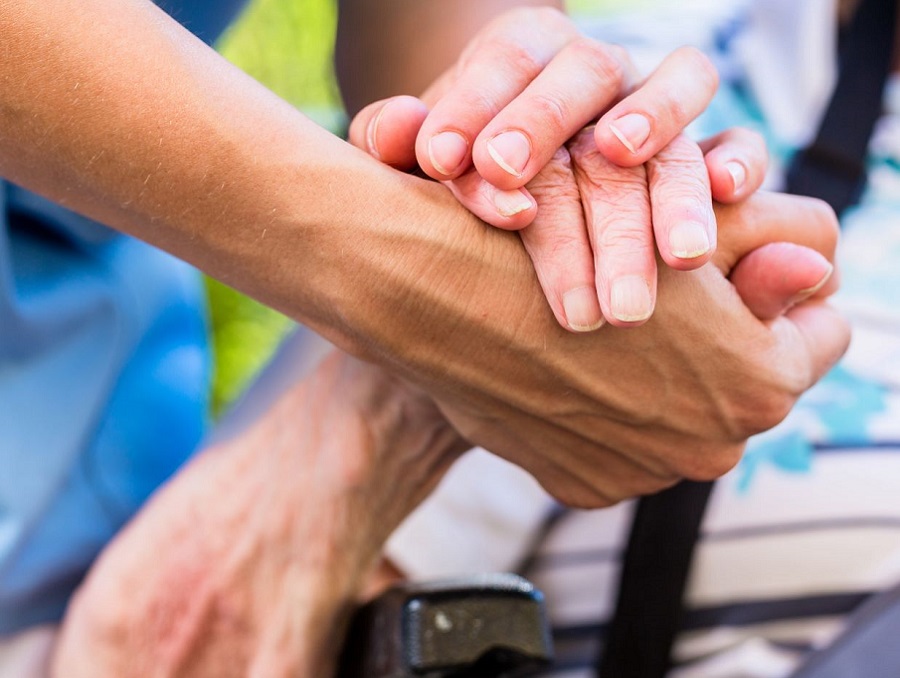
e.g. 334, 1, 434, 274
349, 7, 834, 330
50, 9, 852, 678
347, 7, 849, 505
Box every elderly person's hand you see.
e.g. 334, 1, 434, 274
348, 8, 771, 329
345, 15, 845, 506
51, 350, 466, 677
0, 0, 848, 540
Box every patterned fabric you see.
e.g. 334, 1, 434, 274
387, 2, 900, 676
0, 0, 247, 635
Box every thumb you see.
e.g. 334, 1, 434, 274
347, 95, 429, 170
730, 242, 837, 320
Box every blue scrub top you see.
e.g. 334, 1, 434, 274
0, 0, 247, 634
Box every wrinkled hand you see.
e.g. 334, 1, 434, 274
521, 130, 834, 327
405, 166, 848, 507
52, 351, 466, 678
348, 8, 772, 329
352, 99, 793, 329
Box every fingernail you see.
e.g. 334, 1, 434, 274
608, 113, 651, 154
725, 161, 747, 194
366, 102, 391, 161
790, 263, 835, 305
563, 286, 604, 332
494, 189, 534, 217
428, 131, 469, 176
487, 130, 531, 177
669, 221, 711, 259
610, 275, 653, 323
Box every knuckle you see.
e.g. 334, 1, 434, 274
501, 5, 565, 25
654, 84, 689, 127
571, 141, 645, 188
726, 371, 804, 439
532, 224, 589, 266
528, 146, 575, 192
528, 91, 572, 138
490, 39, 544, 80
649, 140, 706, 184
567, 127, 601, 160
461, 35, 543, 79
547, 230, 589, 259
606, 44, 632, 69
503, 39, 545, 75
657, 134, 705, 164
648, 179, 710, 220
596, 221, 651, 253
569, 37, 626, 88
741, 391, 796, 436
479, 6, 574, 50
594, 166, 648, 197
679, 442, 744, 481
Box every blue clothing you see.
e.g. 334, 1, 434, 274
0, 0, 247, 634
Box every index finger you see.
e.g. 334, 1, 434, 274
469, 39, 639, 190
595, 46, 719, 168
414, 7, 577, 181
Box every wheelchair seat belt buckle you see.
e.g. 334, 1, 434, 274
338, 573, 554, 678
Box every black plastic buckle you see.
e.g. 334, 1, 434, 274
338, 573, 554, 678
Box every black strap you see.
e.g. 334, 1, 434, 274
786, 0, 898, 214
595, 480, 713, 678
597, 8, 897, 675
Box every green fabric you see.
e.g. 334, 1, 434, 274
207, 0, 341, 416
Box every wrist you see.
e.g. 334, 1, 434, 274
52, 353, 464, 678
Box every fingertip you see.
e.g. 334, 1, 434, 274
486, 130, 531, 178
444, 172, 536, 231
471, 131, 534, 190
607, 274, 655, 326
493, 188, 536, 226
608, 113, 651, 155
702, 128, 768, 202
594, 119, 652, 168
426, 130, 470, 178
347, 99, 385, 153
707, 156, 750, 203
665, 220, 713, 267
724, 160, 748, 196
363, 96, 429, 170
789, 258, 835, 305
562, 286, 605, 333
731, 243, 837, 320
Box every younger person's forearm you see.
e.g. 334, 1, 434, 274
0, 0, 464, 353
